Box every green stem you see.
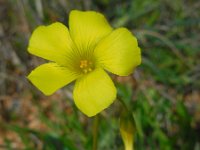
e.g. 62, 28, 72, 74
92, 115, 99, 150
118, 97, 129, 112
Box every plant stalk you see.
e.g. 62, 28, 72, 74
92, 114, 99, 150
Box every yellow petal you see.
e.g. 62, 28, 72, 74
28, 63, 80, 95
28, 22, 75, 66
94, 28, 141, 76
73, 69, 116, 117
69, 10, 112, 55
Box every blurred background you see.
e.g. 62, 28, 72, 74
0, 0, 200, 149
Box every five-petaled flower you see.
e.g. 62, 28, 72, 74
27, 10, 141, 117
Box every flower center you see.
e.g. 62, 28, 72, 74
79, 59, 93, 74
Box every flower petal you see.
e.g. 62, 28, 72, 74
69, 10, 112, 55
28, 22, 75, 66
28, 63, 80, 95
94, 28, 141, 76
73, 69, 116, 117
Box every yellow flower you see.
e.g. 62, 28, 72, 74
27, 10, 141, 117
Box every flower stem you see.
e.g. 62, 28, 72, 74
118, 97, 129, 112
92, 114, 99, 150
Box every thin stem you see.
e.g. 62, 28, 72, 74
118, 96, 129, 112
92, 114, 99, 150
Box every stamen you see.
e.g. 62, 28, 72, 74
79, 59, 93, 74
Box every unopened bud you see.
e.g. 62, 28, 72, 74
120, 110, 135, 150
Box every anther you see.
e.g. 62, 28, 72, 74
79, 59, 93, 74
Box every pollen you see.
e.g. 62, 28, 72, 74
79, 60, 93, 73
